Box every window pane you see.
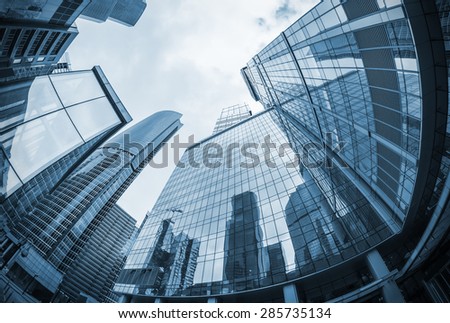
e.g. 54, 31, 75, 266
0, 76, 62, 129
8, 110, 83, 182
67, 97, 120, 141
25, 76, 63, 119
50, 71, 104, 107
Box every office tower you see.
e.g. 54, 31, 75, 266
0, 0, 146, 83
80, 0, 147, 27
212, 103, 252, 134
240, 0, 450, 302
0, 66, 131, 215
0, 65, 132, 302
0, 67, 129, 299
0, 21, 78, 82
0, 68, 182, 302
0, 0, 87, 82
7, 110, 182, 302
117, 0, 449, 303
116, 108, 393, 302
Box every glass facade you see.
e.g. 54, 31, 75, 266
0, 70, 122, 198
242, 0, 421, 220
115, 110, 394, 299
57, 204, 137, 303
0, 66, 133, 302
117, 0, 449, 303
81, 0, 147, 27
3, 111, 182, 302
212, 103, 253, 134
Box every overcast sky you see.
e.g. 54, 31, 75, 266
69, 0, 319, 225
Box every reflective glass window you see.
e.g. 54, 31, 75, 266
0, 76, 62, 130
24, 76, 63, 122
7, 110, 83, 182
50, 71, 104, 107
67, 97, 120, 141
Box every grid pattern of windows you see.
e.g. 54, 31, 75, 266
212, 103, 252, 134
116, 110, 394, 298
0, 24, 78, 83
244, 0, 422, 219
5, 112, 181, 302
0, 71, 121, 197
49, 0, 85, 25
117, 0, 450, 303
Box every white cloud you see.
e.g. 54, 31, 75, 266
69, 0, 319, 224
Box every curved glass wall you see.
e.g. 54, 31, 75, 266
0, 70, 121, 197
244, 0, 421, 220
115, 0, 449, 302
9, 111, 181, 302
115, 110, 394, 297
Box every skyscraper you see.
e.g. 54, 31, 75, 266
0, 21, 79, 83
241, 0, 450, 301
0, 65, 132, 302
0, 0, 147, 83
8, 110, 182, 302
0, 60, 182, 302
57, 203, 137, 303
116, 0, 449, 303
116, 108, 392, 302
80, 0, 147, 27
1, 66, 131, 213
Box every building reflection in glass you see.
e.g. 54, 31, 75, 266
265, 242, 286, 284
115, 110, 396, 300
117, 218, 200, 297
223, 191, 267, 291
285, 168, 340, 275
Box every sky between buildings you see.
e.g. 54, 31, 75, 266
69, 0, 319, 225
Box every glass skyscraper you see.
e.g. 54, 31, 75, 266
1, 109, 182, 302
81, 0, 147, 27
0, 59, 184, 302
0, 66, 132, 302
116, 0, 449, 303
0, 0, 147, 83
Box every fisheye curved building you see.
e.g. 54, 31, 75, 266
115, 0, 450, 303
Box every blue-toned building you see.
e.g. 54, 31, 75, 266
0, 61, 184, 302
1, 108, 182, 302
212, 104, 252, 134
0, 0, 147, 83
0, 66, 132, 302
80, 0, 147, 27
116, 0, 449, 303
